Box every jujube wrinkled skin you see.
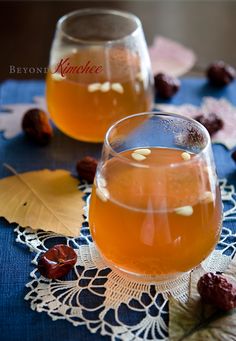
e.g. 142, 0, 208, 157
38, 244, 77, 279
198, 272, 236, 311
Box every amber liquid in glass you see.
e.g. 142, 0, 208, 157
46, 47, 152, 142
89, 147, 222, 276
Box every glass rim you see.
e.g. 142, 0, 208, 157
104, 112, 212, 169
57, 8, 142, 45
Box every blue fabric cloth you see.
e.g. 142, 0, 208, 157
0, 78, 236, 341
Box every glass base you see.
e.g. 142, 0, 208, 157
50, 118, 104, 143
101, 255, 189, 284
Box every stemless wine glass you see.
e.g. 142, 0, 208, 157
89, 112, 222, 281
46, 9, 153, 142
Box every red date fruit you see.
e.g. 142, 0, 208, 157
194, 113, 223, 136
207, 61, 236, 86
22, 108, 53, 146
198, 272, 236, 311
76, 156, 98, 183
38, 244, 77, 279
154, 73, 180, 99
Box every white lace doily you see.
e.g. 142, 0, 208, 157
14, 179, 236, 341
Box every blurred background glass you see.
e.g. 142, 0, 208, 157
46, 9, 153, 142
0, 0, 236, 81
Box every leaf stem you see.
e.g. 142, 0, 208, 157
177, 308, 236, 341
3, 163, 18, 175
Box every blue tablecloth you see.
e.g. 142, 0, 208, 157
0, 78, 236, 341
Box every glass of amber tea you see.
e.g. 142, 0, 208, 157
46, 9, 153, 142
89, 112, 222, 281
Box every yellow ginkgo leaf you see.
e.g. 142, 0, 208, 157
0, 166, 84, 237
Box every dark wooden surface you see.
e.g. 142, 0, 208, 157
0, 0, 236, 81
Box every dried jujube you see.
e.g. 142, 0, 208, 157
76, 156, 98, 183
22, 108, 53, 146
197, 272, 236, 311
38, 244, 77, 279
194, 113, 223, 136
154, 73, 180, 99
207, 61, 236, 86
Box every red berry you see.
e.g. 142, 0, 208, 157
198, 272, 236, 311
207, 61, 236, 86
38, 244, 77, 279
154, 73, 180, 99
